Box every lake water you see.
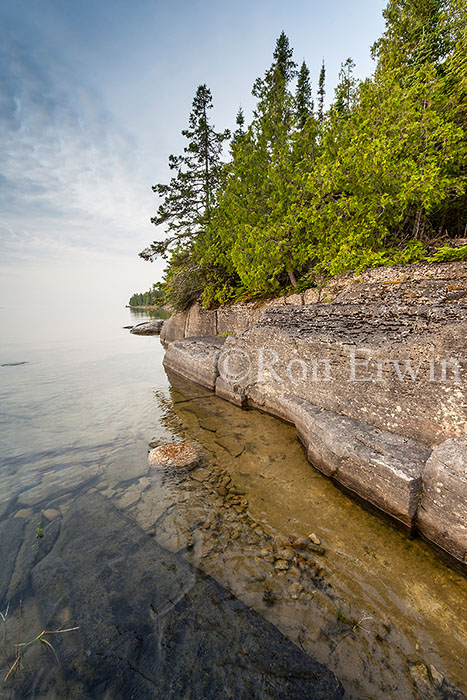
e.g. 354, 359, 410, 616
0, 305, 466, 699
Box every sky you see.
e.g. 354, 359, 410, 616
0, 0, 387, 310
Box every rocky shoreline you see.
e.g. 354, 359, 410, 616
160, 261, 467, 569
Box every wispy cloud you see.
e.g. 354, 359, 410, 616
0, 25, 155, 263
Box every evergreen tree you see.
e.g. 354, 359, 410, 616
213, 33, 304, 294
334, 58, 357, 115
372, 0, 451, 76
252, 30, 297, 127
272, 30, 297, 82
295, 61, 313, 128
317, 60, 326, 121
231, 107, 246, 149
140, 85, 230, 262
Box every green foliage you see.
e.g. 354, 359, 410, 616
296, 61, 313, 128
129, 285, 164, 306
317, 61, 326, 122
140, 5, 466, 308
35, 522, 44, 539
334, 58, 357, 116
371, 0, 452, 76
426, 244, 467, 261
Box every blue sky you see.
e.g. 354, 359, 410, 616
0, 0, 387, 309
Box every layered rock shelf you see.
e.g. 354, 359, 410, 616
161, 261, 467, 567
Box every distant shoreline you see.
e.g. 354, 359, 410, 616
126, 304, 169, 311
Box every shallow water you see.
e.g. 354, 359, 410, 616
0, 305, 466, 699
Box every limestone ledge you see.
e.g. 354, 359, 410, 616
162, 334, 467, 567
163, 336, 225, 390
160, 260, 467, 345
219, 301, 466, 445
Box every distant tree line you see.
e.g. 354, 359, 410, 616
140, 0, 467, 310
128, 285, 164, 306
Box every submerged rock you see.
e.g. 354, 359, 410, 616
17, 464, 101, 506
14, 508, 33, 519
1, 361, 28, 367
28, 494, 344, 699
42, 508, 61, 521
115, 487, 141, 509
138, 476, 151, 490
0, 518, 25, 603
288, 582, 303, 599
274, 559, 290, 571
148, 443, 199, 470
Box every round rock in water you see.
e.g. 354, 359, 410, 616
148, 443, 199, 470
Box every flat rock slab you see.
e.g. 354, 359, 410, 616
18, 464, 101, 506
28, 494, 343, 699
0, 517, 25, 603
281, 395, 431, 528
418, 437, 467, 563
163, 336, 225, 390
130, 319, 164, 335
0, 516, 61, 606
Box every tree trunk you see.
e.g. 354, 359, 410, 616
286, 264, 298, 288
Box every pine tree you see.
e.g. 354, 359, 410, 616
295, 61, 313, 129
140, 85, 230, 262
317, 60, 326, 121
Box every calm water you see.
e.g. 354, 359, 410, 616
0, 305, 466, 699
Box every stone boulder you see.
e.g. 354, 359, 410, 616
18, 463, 101, 507
130, 319, 164, 335
148, 443, 199, 470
